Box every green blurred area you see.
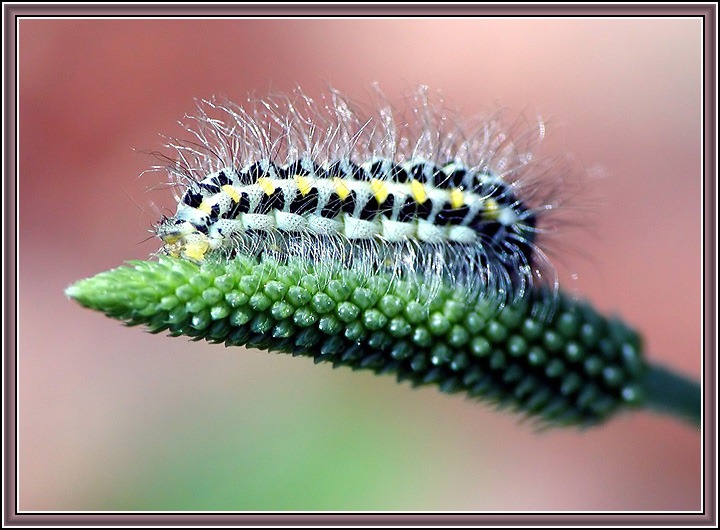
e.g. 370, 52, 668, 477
75, 363, 449, 511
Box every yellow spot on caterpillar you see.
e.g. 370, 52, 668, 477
450, 188, 464, 209
221, 185, 240, 203
370, 179, 389, 204
410, 180, 427, 204
333, 178, 350, 200
257, 177, 276, 195
483, 198, 500, 220
183, 240, 210, 261
295, 175, 313, 196
198, 200, 212, 215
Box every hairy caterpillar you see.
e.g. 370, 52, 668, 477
154, 86, 566, 309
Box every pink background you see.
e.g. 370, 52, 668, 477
18, 18, 702, 511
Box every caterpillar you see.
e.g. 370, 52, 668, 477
154, 87, 565, 308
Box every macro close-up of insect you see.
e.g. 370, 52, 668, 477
14, 12, 707, 518
67, 87, 699, 429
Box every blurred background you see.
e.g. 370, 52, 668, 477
18, 17, 702, 511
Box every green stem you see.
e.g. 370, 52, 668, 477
642, 364, 701, 427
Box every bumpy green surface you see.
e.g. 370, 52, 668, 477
66, 255, 648, 427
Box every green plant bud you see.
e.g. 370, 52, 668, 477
67, 255, 699, 428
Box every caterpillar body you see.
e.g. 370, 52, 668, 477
155, 87, 564, 308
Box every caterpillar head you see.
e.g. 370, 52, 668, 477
155, 216, 211, 262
